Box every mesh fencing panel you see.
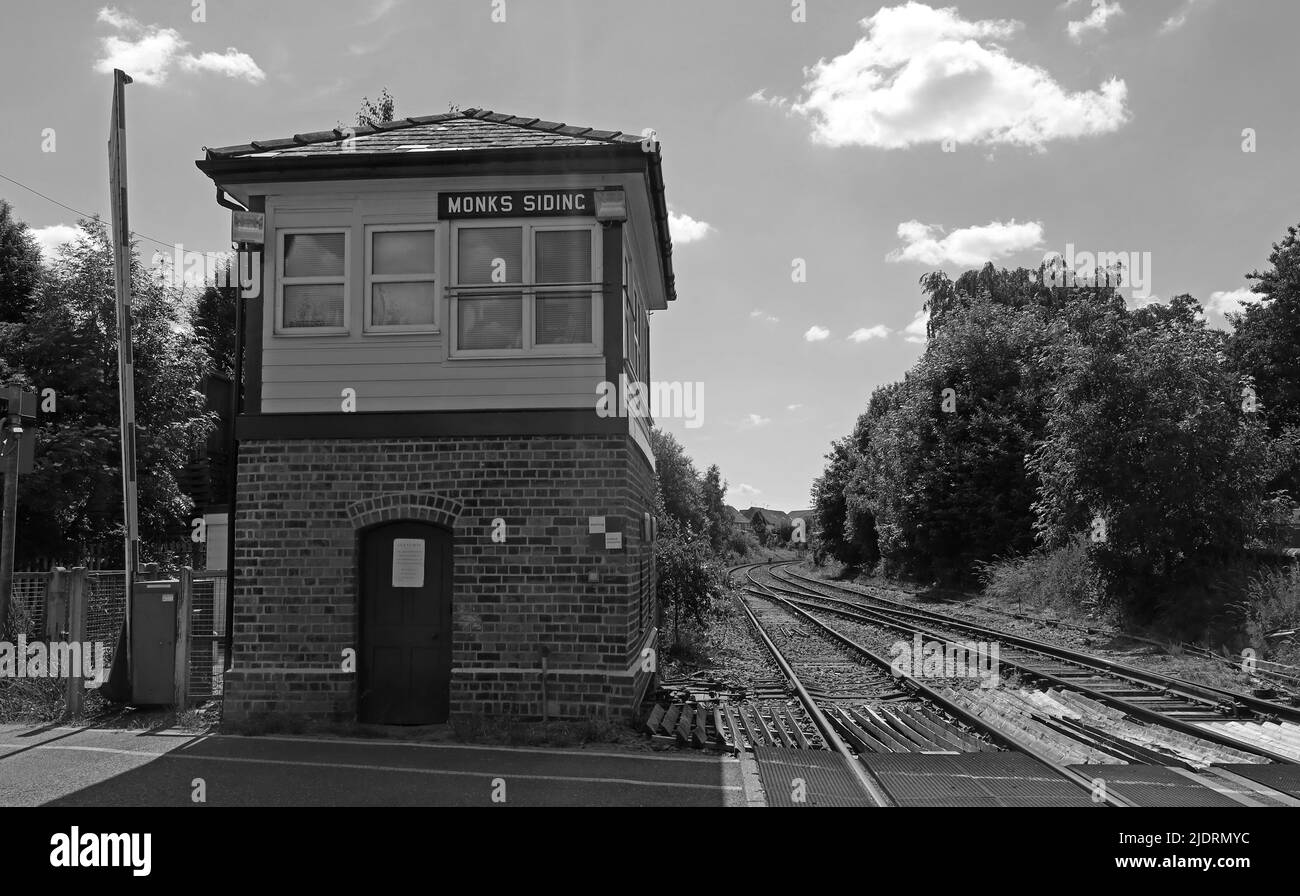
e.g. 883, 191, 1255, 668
86, 571, 127, 668
10, 573, 49, 635
189, 572, 227, 699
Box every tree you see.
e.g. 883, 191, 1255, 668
850, 297, 1053, 583
192, 260, 238, 377
2, 217, 213, 566
653, 491, 722, 649
1225, 222, 1300, 500
700, 464, 729, 553
650, 427, 706, 534
811, 436, 863, 565
1029, 296, 1270, 621
0, 199, 42, 326
356, 88, 396, 128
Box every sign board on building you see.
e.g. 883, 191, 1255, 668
231, 210, 265, 245
391, 538, 425, 588
439, 189, 595, 219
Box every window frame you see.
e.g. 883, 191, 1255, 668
363, 223, 440, 335
449, 218, 603, 359
275, 227, 350, 336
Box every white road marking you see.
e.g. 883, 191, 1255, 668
0, 741, 741, 791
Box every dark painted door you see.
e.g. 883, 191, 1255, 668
131, 581, 178, 705
359, 522, 452, 724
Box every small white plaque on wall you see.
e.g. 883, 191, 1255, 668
605, 532, 623, 550
392, 538, 426, 588
589, 516, 606, 534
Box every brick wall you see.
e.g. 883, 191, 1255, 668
222, 433, 657, 726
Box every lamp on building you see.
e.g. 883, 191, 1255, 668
595, 188, 627, 223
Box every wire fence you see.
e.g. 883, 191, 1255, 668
190, 572, 227, 699
6, 567, 225, 702
11, 572, 48, 634
87, 571, 126, 669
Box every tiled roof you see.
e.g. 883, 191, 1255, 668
205, 108, 647, 160
743, 508, 792, 527
199, 106, 677, 304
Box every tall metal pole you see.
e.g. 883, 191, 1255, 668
108, 69, 139, 685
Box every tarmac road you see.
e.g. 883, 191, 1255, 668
0, 723, 746, 807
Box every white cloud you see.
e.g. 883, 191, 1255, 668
96, 6, 139, 29
668, 211, 713, 244
94, 6, 265, 85
787, 403, 803, 411
750, 309, 780, 323
1067, 1, 1124, 42
903, 309, 930, 344
848, 325, 891, 342
1161, 0, 1211, 33
180, 50, 266, 81
887, 219, 1044, 267
761, 1, 1129, 149
29, 224, 80, 260
733, 483, 762, 501
1206, 288, 1259, 317
804, 325, 830, 341
743, 413, 772, 427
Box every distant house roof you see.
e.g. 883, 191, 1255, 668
742, 507, 791, 527
195, 107, 676, 303
786, 509, 816, 520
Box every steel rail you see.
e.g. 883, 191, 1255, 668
739, 567, 1136, 807
727, 566, 893, 806
776, 562, 1300, 690
763, 571, 1298, 765
774, 562, 1300, 723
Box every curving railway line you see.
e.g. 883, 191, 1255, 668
764, 562, 1300, 763
720, 560, 1300, 807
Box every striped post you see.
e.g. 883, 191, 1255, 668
108, 68, 139, 688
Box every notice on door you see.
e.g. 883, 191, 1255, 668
391, 538, 426, 588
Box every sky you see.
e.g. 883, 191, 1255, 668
0, 0, 1296, 512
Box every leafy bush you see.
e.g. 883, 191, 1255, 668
726, 526, 761, 559
977, 534, 1104, 619
1235, 564, 1300, 666
655, 512, 724, 648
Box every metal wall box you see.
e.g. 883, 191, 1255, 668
131, 579, 179, 704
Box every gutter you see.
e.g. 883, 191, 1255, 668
214, 188, 245, 673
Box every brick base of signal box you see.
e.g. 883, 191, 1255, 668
218, 433, 658, 727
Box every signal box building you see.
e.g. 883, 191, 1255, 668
196, 109, 675, 726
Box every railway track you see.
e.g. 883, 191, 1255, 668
807, 569, 1300, 696
760, 562, 1300, 766
729, 561, 1141, 807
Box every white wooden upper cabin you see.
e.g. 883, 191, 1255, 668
196, 109, 678, 461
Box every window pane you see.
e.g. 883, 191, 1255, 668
373, 230, 435, 275
458, 295, 522, 350
535, 230, 592, 283
536, 292, 593, 345
284, 233, 345, 278
457, 227, 522, 284
371, 282, 437, 327
283, 284, 344, 328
